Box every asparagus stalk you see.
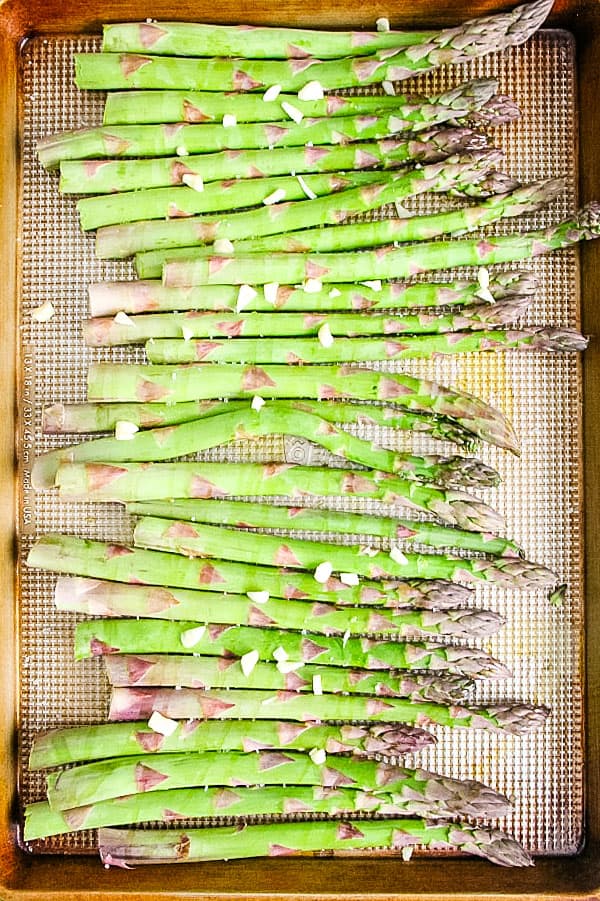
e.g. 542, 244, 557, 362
75, 0, 553, 92
86, 364, 519, 453
88, 271, 537, 316
59, 127, 487, 194
29, 720, 436, 769
102, 78, 498, 125
163, 204, 600, 287
56, 459, 503, 533
125, 497, 522, 557
132, 516, 554, 588
77, 169, 395, 231
104, 654, 476, 699
83, 297, 533, 346
27, 777, 499, 840
76, 617, 510, 679
133, 178, 564, 273
144, 327, 588, 366
45, 750, 512, 815
27, 535, 478, 609
97, 819, 534, 867
38, 109, 495, 168
42, 399, 480, 451
107, 686, 549, 735
32, 404, 505, 512
59, 561, 503, 635
56, 573, 474, 617
94, 152, 501, 260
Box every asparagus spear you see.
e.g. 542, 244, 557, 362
94, 152, 501, 260
76, 618, 510, 679
132, 516, 554, 588
86, 364, 519, 453
133, 178, 563, 273
107, 686, 549, 735
55, 573, 474, 617
27, 777, 500, 840
144, 327, 588, 366
27, 535, 478, 609
56, 459, 503, 533
75, 0, 553, 92
104, 654, 476, 699
163, 204, 600, 287
59, 127, 487, 194
88, 271, 537, 316
102, 78, 498, 126
97, 819, 534, 867
42, 399, 480, 451
29, 720, 436, 769
32, 404, 505, 511
84, 297, 533, 346
77, 169, 396, 231
125, 497, 522, 556
57, 571, 503, 639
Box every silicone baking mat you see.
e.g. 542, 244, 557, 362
17, 30, 583, 857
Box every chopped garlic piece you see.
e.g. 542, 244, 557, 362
309, 747, 327, 765
303, 278, 322, 294
180, 624, 206, 648
148, 711, 178, 736
273, 646, 288, 662
298, 80, 324, 102
478, 266, 491, 289
236, 284, 258, 312
361, 279, 382, 292
382, 80, 396, 96
213, 238, 234, 254
264, 282, 280, 306
475, 285, 495, 304
314, 561, 333, 583
247, 590, 270, 604
296, 174, 317, 200
318, 323, 335, 348
328, 287, 341, 298
277, 659, 304, 673
390, 545, 408, 565
342, 629, 351, 647
114, 311, 134, 326
281, 101, 303, 123
394, 201, 412, 219
312, 674, 323, 695
176, 145, 188, 156
340, 572, 359, 587
114, 420, 139, 441
251, 395, 266, 412
263, 84, 282, 102
263, 187, 286, 205
181, 326, 194, 342
222, 113, 237, 128
31, 300, 55, 322
359, 545, 379, 557
182, 172, 204, 192
241, 649, 259, 677
376, 16, 390, 31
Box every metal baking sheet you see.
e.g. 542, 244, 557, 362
17, 30, 583, 857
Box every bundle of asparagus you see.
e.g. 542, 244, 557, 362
25, 0, 589, 870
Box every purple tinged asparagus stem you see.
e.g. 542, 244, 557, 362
88, 271, 537, 316
58, 127, 489, 194
29, 720, 437, 770
85, 365, 519, 454
131, 516, 555, 589
27, 535, 478, 610
162, 204, 600, 288
97, 819, 534, 868
106, 685, 549, 735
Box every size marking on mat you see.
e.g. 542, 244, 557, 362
19, 344, 36, 536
